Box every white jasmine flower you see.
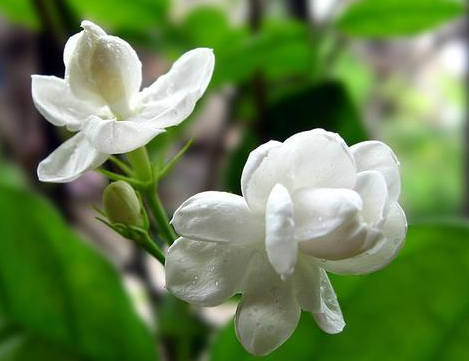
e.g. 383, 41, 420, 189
32, 20, 214, 182
165, 129, 407, 355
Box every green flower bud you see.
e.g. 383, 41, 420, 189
103, 181, 143, 227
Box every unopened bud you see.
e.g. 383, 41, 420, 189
103, 181, 143, 227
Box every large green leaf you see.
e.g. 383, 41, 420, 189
337, 0, 465, 37
0, 185, 158, 361
210, 222, 469, 361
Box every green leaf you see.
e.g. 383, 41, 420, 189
210, 222, 469, 361
214, 20, 313, 85
0, 184, 158, 361
0, 0, 39, 29
337, 0, 465, 38
67, 0, 169, 31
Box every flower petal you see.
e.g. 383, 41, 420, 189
293, 255, 322, 313
37, 132, 108, 183
241, 143, 292, 213
90, 34, 142, 115
294, 187, 377, 260
351, 140, 401, 202
265, 184, 297, 279
63, 32, 81, 68
293, 187, 362, 240
241, 140, 282, 206
31, 75, 103, 131
82, 116, 166, 154
236, 254, 300, 355
65, 21, 107, 106
136, 48, 215, 129
165, 238, 254, 307
320, 202, 407, 275
284, 129, 357, 190
313, 268, 345, 334
171, 191, 263, 244
355, 170, 389, 225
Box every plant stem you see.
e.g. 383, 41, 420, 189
141, 233, 166, 264
146, 190, 177, 245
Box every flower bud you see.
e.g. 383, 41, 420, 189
103, 181, 143, 227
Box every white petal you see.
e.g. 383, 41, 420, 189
37, 132, 108, 183
171, 191, 263, 244
300, 221, 381, 261
265, 184, 297, 279
65, 21, 107, 106
293, 188, 377, 260
82, 116, 166, 154
165, 238, 254, 307
351, 140, 401, 202
355, 170, 389, 224
90, 35, 142, 116
283, 129, 357, 190
241, 143, 292, 213
293, 255, 322, 313
31, 75, 104, 131
241, 140, 282, 211
63, 32, 81, 68
313, 268, 345, 334
320, 202, 407, 275
136, 48, 215, 128
293, 187, 363, 240
236, 254, 300, 356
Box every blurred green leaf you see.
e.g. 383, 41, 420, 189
0, 0, 39, 29
337, 0, 465, 37
67, 0, 169, 31
214, 20, 313, 85
210, 222, 469, 361
0, 184, 158, 361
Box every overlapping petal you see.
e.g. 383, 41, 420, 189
293, 255, 322, 313
265, 184, 297, 279
90, 35, 142, 115
241, 140, 282, 210
313, 268, 345, 334
65, 21, 107, 106
355, 170, 389, 224
136, 48, 214, 128
31, 75, 106, 131
165, 238, 254, 306
171, 192, 263, 244
293, 187, 374, 260
82, 115, 166, 154
284, 129, 357, 190
351, 141, 401, 202
236, 254, 301, 356
37, 132, 108, 183
241, 142, 291, 213
320, 202, 407, 275
241, 129, 357, 213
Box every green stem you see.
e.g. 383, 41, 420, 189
146, 191, 177, 245
109, 155, 134, 176
127, 147, 153, 182
141, 233, 166, 264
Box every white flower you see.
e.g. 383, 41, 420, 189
32, 20, 214, 183
165, 129, 407, 355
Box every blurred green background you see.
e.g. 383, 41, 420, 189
0, 0, 468, 360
